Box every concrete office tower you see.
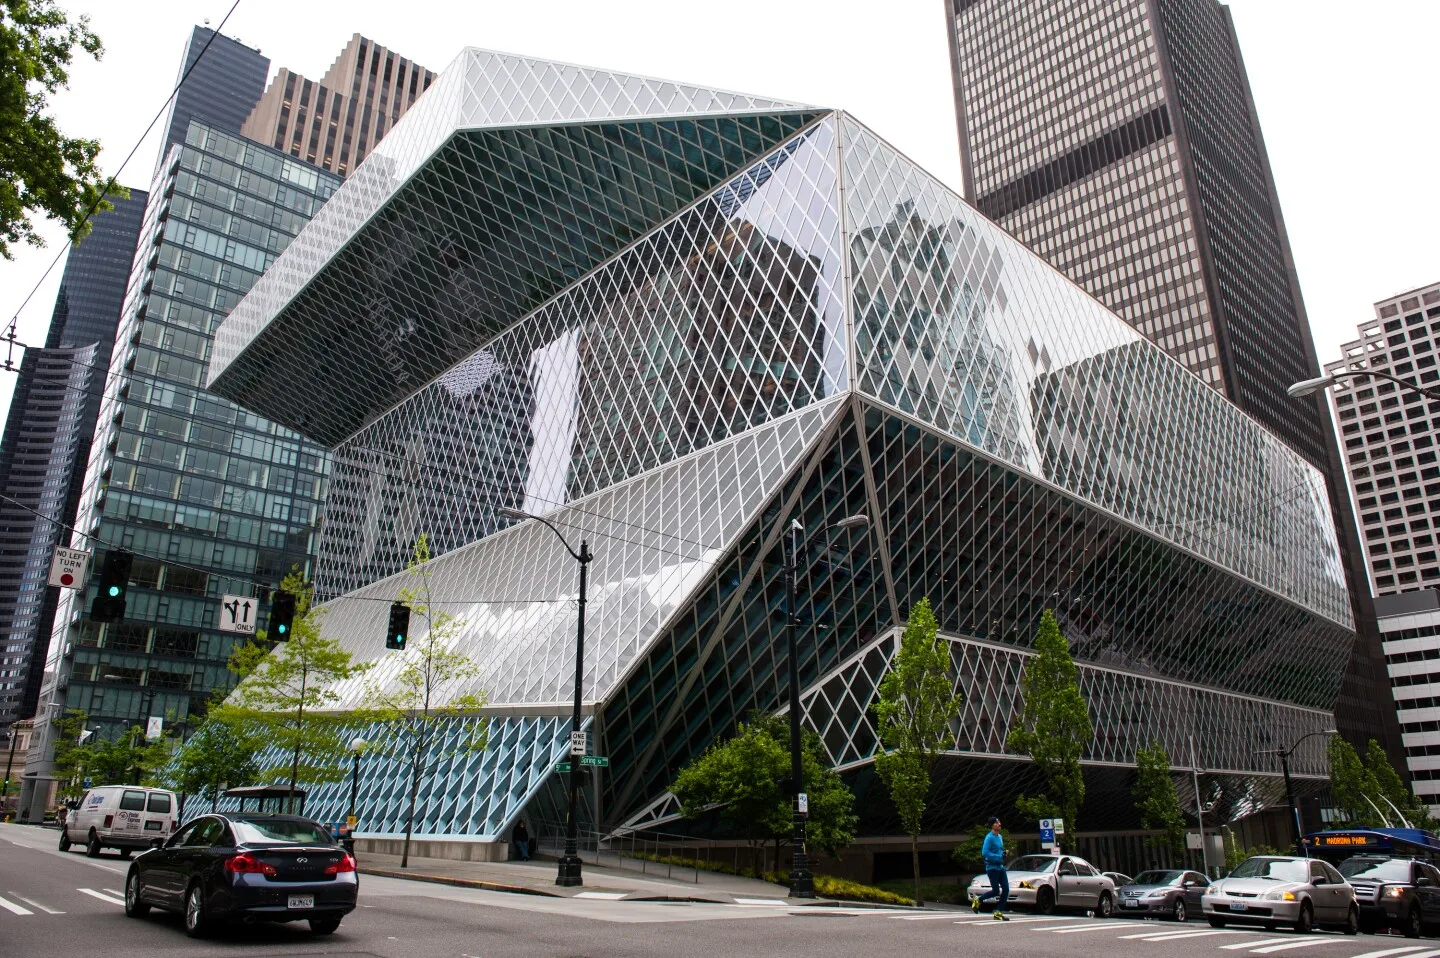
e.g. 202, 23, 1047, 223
944, 0, 1400, 763
154, 27, 270, 180
1326, 284, 1440, 596
241, 34, 435, 177
0, 191, 147, 737
13, 127, 340, 821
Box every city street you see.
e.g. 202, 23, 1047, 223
0, 824, 1430, 958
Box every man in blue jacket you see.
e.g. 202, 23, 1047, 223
971, 816, 1009, 920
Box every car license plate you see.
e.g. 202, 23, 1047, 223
288, 895, 314, 910
144, 820, 162, 830
1229, 903, 1248, 912
1124, 899, 1138, 908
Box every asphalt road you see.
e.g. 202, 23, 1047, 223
4, 822, 1440, 958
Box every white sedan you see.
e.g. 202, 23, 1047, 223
968, 853, 1117, 915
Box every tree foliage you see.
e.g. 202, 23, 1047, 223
0, 0, 125, 258
1006, 609, 1092, 831
952, 822, 1012, 872
170, 719, 262, 812
213, 570, 369, 811
672, 712, 857, 869
1328, 736, 1436, 829
365, 535, 489, 867
1133, 742, 1186, 856
873, 598, 964, 904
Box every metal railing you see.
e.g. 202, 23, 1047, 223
530, 819, 778, 885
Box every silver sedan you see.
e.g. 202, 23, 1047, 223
967, 853, 1117, 915
1117, 869, 1209, 921
1204, 855, 1358, 934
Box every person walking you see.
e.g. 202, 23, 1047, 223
970, 816, 1010, 920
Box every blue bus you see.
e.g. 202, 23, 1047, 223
1302, 828, 1440, 865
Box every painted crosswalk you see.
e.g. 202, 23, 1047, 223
0, 886, 124, 917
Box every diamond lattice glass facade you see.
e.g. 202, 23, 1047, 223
207, 51, 1354, 842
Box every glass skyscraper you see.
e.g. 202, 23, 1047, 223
0, 191, 148, 736
202, 51, 1353, 866
154, 27, 270, 180
15, 125, 339, 820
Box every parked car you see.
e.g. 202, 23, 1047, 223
60, 785, 177, 858
1340, 855, 1440, 937
1105, 872, 1135, 888
1118, 869, 1209, 921
967, 853, 1117, 916
123, 812, 358, 937
1203, 855, 1358, 934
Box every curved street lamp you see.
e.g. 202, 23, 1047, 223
1289, 370, 1440, 402
498, 506, 592, 887
1259, 728, 1337, 851
783, 514, 869, 898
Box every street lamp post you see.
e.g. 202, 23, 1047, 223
348, 737, 366, 854
1289, 370, 1440, 403
783, 514, 869, 899
498, 506, 591, 887
2, 727, 17, 814
1260, 728, 1338, 852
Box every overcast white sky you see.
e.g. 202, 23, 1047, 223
1, 0, 1437, 424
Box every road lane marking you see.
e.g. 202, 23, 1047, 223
1136, 931, 1248, 941
9, 894, 63, 915
1250, 941, 1349, 954
0, 894, 34, 916
1045, 924, 1125, 933
76, 888, 124, 906
734, 898, 787, 905
101, 888, 122, 897
1121, 929, 1244, 940
892, 913, 963, 920
1221, 939, 1315, 950
575, 892, 627, 900
1343, 949, 1434, 958
954, 915, 1081, 924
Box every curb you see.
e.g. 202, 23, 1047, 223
358, 866, 562, 898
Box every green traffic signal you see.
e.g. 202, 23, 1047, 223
107, 585, 121, 597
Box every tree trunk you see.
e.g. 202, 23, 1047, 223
402, 730, 422, 868
911, 832, 922, 906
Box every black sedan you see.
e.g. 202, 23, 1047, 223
123, 812, 358, 937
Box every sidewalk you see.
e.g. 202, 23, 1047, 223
356, 850, 861, 906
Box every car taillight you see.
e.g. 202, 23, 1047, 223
225, 853, 278, 876
103, 815, 113, 828
325, 853, 357, 875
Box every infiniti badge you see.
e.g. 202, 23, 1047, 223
296, 857, 307, 863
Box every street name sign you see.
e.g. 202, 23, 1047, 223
49, 547, 90, 590
219, 594, 257, 634
579, 755, 608, 767
555, 762, 572, 772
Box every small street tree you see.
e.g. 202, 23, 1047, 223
213, 570, 369, 812
872, 597, 964, 905
1133, 742, 1186, 858
1007, 608, 1092, 834
672, 712, 857, 873
172, 719, 263, 813
364, 535, 489, 867
1328, 736, 1383, 825
1365, 739, 1437, 830
0, 0, 127, 257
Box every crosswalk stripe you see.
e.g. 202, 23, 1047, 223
1137, 931, 1247, 942
76, 888, 124, 906
955, 915, 1079, 925
575, 892, 627, 900
734, 898, 787, 905
9, 895, 62, 915
0, 894, 33, 916
892, 913, 962, 920
1045, 924, 1122, 933
101, 888, 122, 897
1121, 929, 1239, 940
1249, 942, 1346, 954
1342, 948, 1434, 958
1221, 938, 1314, 951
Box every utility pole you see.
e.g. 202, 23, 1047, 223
1189, 735, 1208, 877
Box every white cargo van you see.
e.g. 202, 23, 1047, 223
60, 785, 178, 858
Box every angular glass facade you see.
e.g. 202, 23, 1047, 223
208, 51, 1351, 841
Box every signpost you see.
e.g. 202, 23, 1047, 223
555, 762, 572, 773
797, 792, 809, 815
569, 731, 587, 756
48, 547, 90, 590
218, 594, 257, 635
145, 717, 164, 742
1039, 818, 1056, 849
579, 755, 608, 768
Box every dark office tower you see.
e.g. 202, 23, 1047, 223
240, 35, 435, 177
945, 0, 1400, 760
0, 191, 148, 736
154, 27, 269, 179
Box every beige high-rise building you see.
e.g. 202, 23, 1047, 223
241, 34, 435, 177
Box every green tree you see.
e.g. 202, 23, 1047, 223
365, 535, 489, 867
0, 0, 126, 258
1133, 742, 1186, 857
672, 712, 857, 872
1006, 608, 1092, 833
872, 597, 964, 905
1328, 736, 1383, 826
213, 570, 369, 812
1222, 827, 1283, 870
1363, 739, 1437, 830
171, 719, 263, 813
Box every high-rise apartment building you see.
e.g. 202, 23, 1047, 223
0, 191, 148, 736
1326, 283, 1440, 595
240, 34, 434, 176
944, 0, 1400, 762
155, 27, 270, 179
14, 124, 340, 821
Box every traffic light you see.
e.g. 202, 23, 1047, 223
270, 590, 296, 640
385, 602, 410, 650
89, 549, 133, 623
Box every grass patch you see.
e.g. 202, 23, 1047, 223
622, 852, 914, 906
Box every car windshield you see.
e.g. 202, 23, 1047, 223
1340, 859, 1412, 882
1134, 870, 1184, 885
1008, 856, 1058, 873
1229, 858, 1309, 882
230, 819, 335, 846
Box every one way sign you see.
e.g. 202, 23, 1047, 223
219, 594, 257, 634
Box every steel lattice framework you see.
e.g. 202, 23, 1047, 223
209, 49, 1351, 841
